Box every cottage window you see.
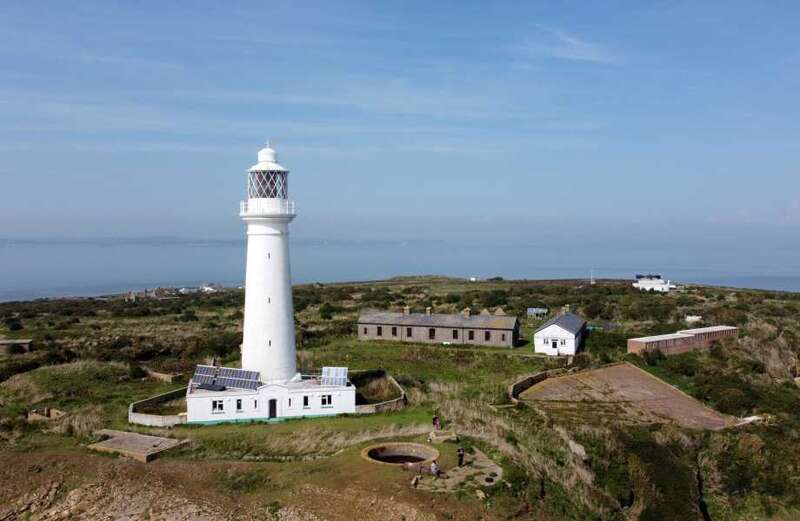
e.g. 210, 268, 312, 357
560, 339, 566, 346
321, 394, 333, 407
288, 398, 291, 408
501, 333, 506, 341
452, 329, 458, 340
254, 399, 258, 409
303, 396, 310, 408
377, 326, 383, 337
429, 328, 436, 339
212, 400, 224, 413
406, 327, 412, 337
391, 326, 397, 337
484, 331, 490, 341
363, 327, 367, 334
468, 330, 474, 340
236, 399, 243, 412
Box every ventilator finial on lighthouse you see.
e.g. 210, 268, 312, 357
239, 140, 298, 383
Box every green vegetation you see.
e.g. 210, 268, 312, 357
2, 276, 800, 519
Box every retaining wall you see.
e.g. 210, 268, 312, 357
128, 387, 187, 427
508, 368, 566, 404
355, 373, 407, 414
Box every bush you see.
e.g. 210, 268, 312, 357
662, 353, 699, 376
128, 364, 147, 379
179, 310, 198, 322
4, 317, 23, 331
642, 349, 666, 366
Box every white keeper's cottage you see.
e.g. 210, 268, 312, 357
533, 313, 587, 356
185, 142, 356, 424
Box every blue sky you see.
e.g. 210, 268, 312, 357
1, 1, 799, 246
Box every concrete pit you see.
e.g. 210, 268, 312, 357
361, 443, 439, 465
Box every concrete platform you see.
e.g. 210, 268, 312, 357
88, 429, 189, 463
520, 362, 735, 431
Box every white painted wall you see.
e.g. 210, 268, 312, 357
186, 383, 356, 424
534, 324, 582, 356
241, 205, 297, 383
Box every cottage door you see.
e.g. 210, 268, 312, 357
552, 340, 558, 353
268, 399, 277, 419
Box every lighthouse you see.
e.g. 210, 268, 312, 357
240, 141, 297, 383
185, 142, 356, 425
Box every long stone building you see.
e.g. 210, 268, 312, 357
627, 325, 738, 356
358, 307, 519, 348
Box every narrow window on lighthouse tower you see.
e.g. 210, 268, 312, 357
268, 340, 272, 347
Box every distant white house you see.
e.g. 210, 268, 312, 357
632, 274, 676, 293
534, 313, 587, 356
685, 315, 703, 324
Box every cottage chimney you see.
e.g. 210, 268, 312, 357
562, 304, 571, 314
461, 307, 471, 317
403, 306, 411, 315
425, 307, 432, 315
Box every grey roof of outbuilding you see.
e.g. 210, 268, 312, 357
534, 313, 587, 335
358, 311, 518, 330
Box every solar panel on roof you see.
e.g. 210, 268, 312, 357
193, 374, 215, 386
321, 367, 348, 386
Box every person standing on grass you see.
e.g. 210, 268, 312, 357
457, 446, 465, 467
430, 460, 439, 477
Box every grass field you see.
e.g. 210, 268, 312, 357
2, 277, 800, 519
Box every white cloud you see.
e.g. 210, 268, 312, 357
518, 27, 620, 65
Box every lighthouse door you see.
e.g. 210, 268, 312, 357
268, 399, 277, 419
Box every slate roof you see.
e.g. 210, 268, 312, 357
358, 311, 518, 330
534, 313, 586, 335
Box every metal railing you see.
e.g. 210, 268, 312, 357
239, 199, 296, 216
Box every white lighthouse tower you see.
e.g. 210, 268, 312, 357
240, 141, 297, 383
184, 141, 356, 425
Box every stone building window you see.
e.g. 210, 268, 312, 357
452, 329, 458, 339
468, 330, 474, 340
484, 331, 491, 341
429, 328, 436, 339
377, 326, 382, 337
391, 327, 397, 337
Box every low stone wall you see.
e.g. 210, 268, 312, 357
355, 373, 407, 415
508, 368, 566, 404
128, 387, 187, 428
143, 367, 183, 384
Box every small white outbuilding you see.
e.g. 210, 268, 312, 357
533, 313, 587, 356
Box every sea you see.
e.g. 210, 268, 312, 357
1, 238, 799, 302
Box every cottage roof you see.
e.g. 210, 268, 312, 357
358, 311, 518, 330
535, 313, 586, 335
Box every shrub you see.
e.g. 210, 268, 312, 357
179, 310, 198, 322
128, 364, 147, 379
642, 349, 666, 366
4, 317, 23, 331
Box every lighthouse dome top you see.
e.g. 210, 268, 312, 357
249, 141, 288, 173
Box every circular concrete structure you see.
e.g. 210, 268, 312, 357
361, 442, 439, 465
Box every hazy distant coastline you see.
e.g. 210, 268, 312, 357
2, 238, 799, 302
